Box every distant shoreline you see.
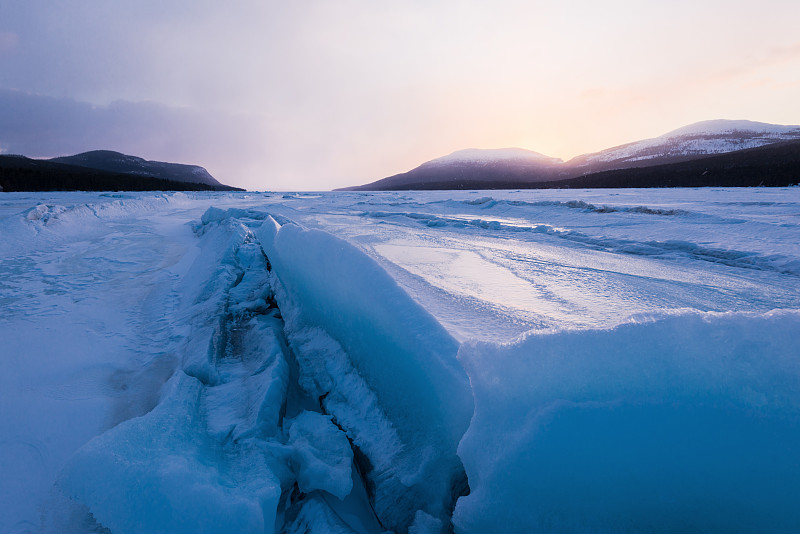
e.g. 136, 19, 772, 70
0, 153, 244, 192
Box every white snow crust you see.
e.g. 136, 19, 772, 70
2, 188, 800, 533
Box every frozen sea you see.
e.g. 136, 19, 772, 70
1, 188, 799, 533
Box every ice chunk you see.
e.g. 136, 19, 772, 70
287, 411, 354, 500
285, 324, 404, 473
203, 314, 289, 441
179, 213, 270, 386
257, 216, 473, 531
409, 511, 443, 534
58, 372, 287, 534
454, 310, 800, 533
199, 206, 270, 228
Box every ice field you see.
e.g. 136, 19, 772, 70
1, 188, 799, 533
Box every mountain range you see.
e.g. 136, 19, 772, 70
0, 150, 242, 192
341, 120, 800, 190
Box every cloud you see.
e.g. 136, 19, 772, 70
3, 2, 800, 190
0, 89, 268, 188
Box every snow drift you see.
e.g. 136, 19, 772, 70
454, 310, 800, 533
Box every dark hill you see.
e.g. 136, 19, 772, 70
0, 154, 243, 192
50, 150, 224, 187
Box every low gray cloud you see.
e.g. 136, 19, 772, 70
0, 89, 269, 187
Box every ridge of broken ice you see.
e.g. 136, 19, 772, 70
257, 216, 473, 531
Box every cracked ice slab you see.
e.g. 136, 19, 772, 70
257, 216, 474, 532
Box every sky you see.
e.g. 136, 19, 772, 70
1, 1, 799, 191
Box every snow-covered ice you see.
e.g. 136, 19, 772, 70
454, 310, 800, 532
1, 188, 799, 533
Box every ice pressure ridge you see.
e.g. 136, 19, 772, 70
50, 204, 800, 533
52, 206, 471, 534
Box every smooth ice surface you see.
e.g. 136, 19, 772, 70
2, 188, 799, 533
258, 188, 800, 342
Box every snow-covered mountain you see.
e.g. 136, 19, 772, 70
343, 119, 800, 190
567, 119, 800, 171
346, 148, 564, 190
426, 147, 563, 167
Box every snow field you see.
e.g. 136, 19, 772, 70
3, 189, 800, 533
0, 193, 220, 534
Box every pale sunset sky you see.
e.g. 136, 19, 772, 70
1, 0, 799, 190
